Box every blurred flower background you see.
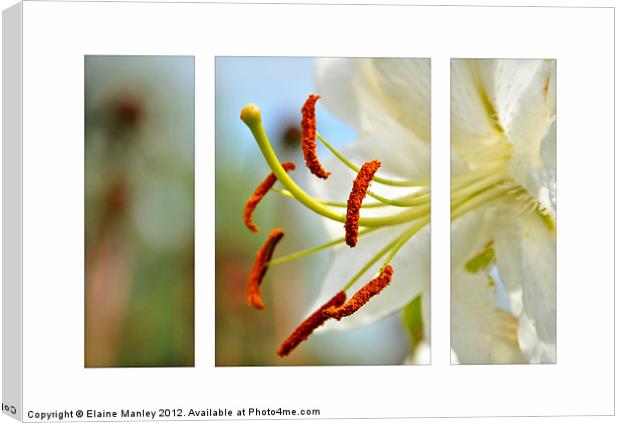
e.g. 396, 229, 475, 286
215, 57, 412, 365
85, 56, 194, 367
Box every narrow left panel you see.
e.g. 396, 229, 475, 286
3, 3, 23, 420
84, 56, 195, 367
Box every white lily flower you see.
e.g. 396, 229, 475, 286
239, 58, 432, 361
237, 58, 554, 364
450, 59, 556, 364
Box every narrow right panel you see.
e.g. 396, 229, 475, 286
450, 59, 556, 364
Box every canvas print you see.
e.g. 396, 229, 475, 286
215, 57, 431, 365
450, 59, 556, 364
84, 56, 195, 367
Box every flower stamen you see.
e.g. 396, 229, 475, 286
243, 162, 296, 232
247, 228, 285, 310
324, 265, 394, 320
276, 291, 346, 357
346, 160, 381, 247
301, 94, 331, 179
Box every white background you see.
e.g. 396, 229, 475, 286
0, 0, 615, 422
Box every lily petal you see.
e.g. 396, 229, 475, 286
511, 116, 557, 217
370, 58, 430, 143
499, 60, 556, 213
451, 266, 526, 364
485, 59, 553, 135
518, 313, 557, 364
494, 210, 556, 363
451, 208, 495, 266
451, 208, 524, 364
315, 58, 430, 143
539, 119, 557, 212
451, 59, 505, 167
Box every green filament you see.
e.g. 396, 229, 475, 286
316, 132, 428, 187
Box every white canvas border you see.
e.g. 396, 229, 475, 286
0, 0, 614, 420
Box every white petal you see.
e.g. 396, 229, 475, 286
451, 60, 498, 139
488, 59, 554, 134
526, 119, 556, 212
451, 208, 495, 266
494, 211, 556, 363
545, 61, 557, 117
315, 58, 430, 143
352, 125, 430, 182
451, 59, 505, 167
451, 210, 525, 364
451, 266, 525, 364
370, 59, 430, 142
311, 224, 430, 332
496, 60, 555, 136
518, 313, 557, 364
501, 60, 556, 213
314, 59, 360, 131
510, 118, 557, 216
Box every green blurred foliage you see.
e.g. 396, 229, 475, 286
84, 56, 194, 367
